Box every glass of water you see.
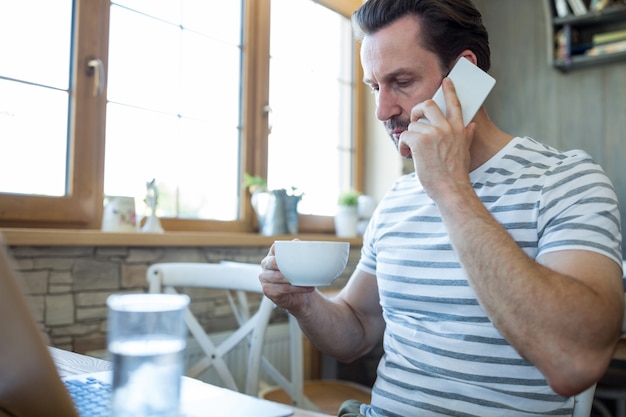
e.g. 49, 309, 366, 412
107, 293, 189, 417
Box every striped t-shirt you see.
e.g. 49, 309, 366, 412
357, 136, 622, 417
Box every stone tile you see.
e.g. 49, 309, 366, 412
50, 323, 101, 337
126, 248, 165, 263
21, 270, 49, 294
27, 294, 45, 322
51, 338, 73, 351
74, 334, 107, 355
50, 284, 73, 294
160, 248, 206, 263
96, 247, 129, 258
121, 264, 149, 288
49, 271, 73, 293
189, 299, 216, 316
13, 258, 35, 270
73, 259, 120, 291
76, 291, 113, 307
35, 257, 77, 270
185, 287, 218, 299
77, 306, 108, 321
50, 270, 73, 284
46, 294, 75, 325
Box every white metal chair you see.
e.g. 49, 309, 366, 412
573, 384, 598, 417
147, 261, 275, 397
146, 261, 370, 414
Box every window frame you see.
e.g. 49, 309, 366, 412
0, 0, 364, 234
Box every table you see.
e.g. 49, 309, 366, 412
50, 347, 333, 417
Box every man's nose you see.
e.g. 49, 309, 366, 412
375, 88, 401, 122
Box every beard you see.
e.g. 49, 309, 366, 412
385, 116, 411, 158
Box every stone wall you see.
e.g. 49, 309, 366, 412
8, 245, 360, 356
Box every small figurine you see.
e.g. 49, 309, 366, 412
141, 179, 164, 233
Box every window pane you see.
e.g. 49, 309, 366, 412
105, 1, 243, 221
0, 0, 72, 88
107, 6, 181, 113
0, 0, 72, 196
269, 0, 354, 215
180, 31, 241, 124
113, 0, 182, 25
182, 0, 242, 44
0, 80, 69, 196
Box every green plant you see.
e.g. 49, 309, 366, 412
337, 189, 361, 206
243, 173, 267, 194
288, 186, 304, 199
244, 174, 304, 200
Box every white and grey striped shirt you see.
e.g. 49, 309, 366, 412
358, 136, 622, 417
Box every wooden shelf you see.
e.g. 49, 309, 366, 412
550, 3, 626, 72
554, 5, 626, 26
555, 49, 626, 71
0, 227, 363, 248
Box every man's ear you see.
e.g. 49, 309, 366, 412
457, 50, 478, 66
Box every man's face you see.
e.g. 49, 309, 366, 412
360, 15, 444, 151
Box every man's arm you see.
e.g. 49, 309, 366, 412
437, 180, 623, 397
260, 246, 385, 362
297, 270, 385, 362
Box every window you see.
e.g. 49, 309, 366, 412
0, 0, 72, 197
268, 0, 356, 216
105, 1, 244, 222
0, 0, 363, 232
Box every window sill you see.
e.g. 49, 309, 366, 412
0, 227, 363, 248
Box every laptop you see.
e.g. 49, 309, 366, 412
0, 239, 294, 417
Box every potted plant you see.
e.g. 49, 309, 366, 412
244, 174, 302, 235
335, 189, 361, 237
243, 173, 268, 194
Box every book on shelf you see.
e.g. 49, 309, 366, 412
589, 0, 612, 12
593, 29, 626, 46
587, 39, 626, 56
554, 0, 571, 17
566, 0, 588, 15
555, 26, 573, 61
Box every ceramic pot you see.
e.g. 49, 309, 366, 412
251, 189, 300, 236
334, 205, 358, 238
102, 196, 137, 232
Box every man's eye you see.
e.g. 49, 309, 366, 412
369, 85, 379, 94
396, 80, 411, 88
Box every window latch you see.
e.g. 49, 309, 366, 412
86, 58, 104, 97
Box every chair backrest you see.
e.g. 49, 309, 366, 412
147, 262, 270, 395
146, 261, 308, 407
572, 384, 596, 417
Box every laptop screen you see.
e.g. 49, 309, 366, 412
0, 240, 79, 417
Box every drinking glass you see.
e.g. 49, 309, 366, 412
107, 293, 189, 417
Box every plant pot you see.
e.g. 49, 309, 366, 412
251, 189, 300, 236
334, 205, 358, 238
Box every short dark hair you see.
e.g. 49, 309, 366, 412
352, 0, 491, 74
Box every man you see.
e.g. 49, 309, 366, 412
259, 0, 624, 415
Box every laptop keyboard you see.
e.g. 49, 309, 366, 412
63, 377, 112, 417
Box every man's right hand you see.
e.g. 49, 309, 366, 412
259, 243, 317, 313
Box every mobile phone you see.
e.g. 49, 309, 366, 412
428, 57, 496, 126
